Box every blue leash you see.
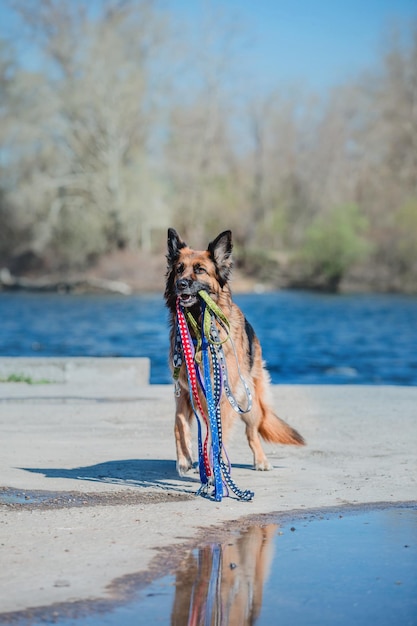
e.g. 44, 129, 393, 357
201, 303, 223, 501
200, 301, 254, 502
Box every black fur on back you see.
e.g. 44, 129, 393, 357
245, 318, 256, 369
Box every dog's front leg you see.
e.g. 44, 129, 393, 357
174, 393, 194, 476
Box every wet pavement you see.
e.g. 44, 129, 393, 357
0, 487, 192, 509
1, 504, 416, 625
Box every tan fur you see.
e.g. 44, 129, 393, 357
165, 229, 305, 475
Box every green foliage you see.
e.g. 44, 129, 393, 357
299, 203, 370, 291
254, 205, 288, 248
392, 198, 417, 274
0, 373, 51, 384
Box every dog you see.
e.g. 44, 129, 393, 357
165, 228, 305, 476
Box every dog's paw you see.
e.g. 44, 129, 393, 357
176, 460, 193, 476
254, 460, 273, 471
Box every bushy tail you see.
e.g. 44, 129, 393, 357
258, 407, 305, 446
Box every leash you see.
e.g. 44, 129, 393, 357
175, 304, 211, 485
200, 304, 223, 500
174, 292, 254, 502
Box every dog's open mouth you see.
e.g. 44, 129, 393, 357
179, 293, 198, 307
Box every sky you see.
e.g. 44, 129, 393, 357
1, 0, 416, 94
165, 0, 417, 92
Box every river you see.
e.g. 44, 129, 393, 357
0, 291, 416, 385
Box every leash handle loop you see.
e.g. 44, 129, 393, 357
198, 290, 230, 344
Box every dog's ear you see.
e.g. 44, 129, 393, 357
167, 228, 187, 267
207, 230, 233, 286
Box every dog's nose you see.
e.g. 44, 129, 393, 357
177, 278, 191, 290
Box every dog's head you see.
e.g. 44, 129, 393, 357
164, 228, 233, 311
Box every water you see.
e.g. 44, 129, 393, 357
7, 506, 417, 626
109, 507, 417, 626
0, 291, 416, 385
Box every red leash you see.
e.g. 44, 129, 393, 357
176, 299, 212, 481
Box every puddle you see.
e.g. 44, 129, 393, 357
2, 505, 416, 626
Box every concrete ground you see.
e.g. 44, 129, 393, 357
0, 358, 416, 617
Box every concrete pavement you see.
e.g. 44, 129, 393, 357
0, 358, 416, 617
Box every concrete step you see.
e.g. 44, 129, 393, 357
0, 357, 150, 386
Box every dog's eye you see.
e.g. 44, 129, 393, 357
176, 264, 184, 275
194, 265, 207, 275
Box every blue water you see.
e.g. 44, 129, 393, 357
0, 291, 416, 385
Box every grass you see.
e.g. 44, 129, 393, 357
0, 373, 51, 384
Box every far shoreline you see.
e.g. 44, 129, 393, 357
2, 268, 417, 297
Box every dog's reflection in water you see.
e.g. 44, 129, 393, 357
171, 524, 277, 626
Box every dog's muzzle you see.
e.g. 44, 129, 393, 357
176, 278, 210, 307
176, 278, 198, 307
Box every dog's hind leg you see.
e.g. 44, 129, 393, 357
242, 408, 273, 471
174, 394, 194, 476
244, 369, 304, 469
219, 401, 271, 470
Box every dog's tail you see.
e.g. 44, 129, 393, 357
258, 405, 305, 446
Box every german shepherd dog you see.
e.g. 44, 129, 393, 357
165, 228, 305, 476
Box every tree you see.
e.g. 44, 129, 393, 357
5, 0, 171, 268
1, 3, 417, 291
